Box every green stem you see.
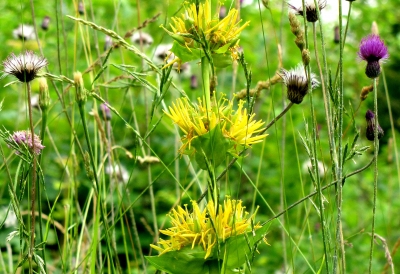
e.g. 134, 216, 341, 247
368, 77, 379, 273
334, 0, 345, 272
312, 20, 337, 180
27, 81, 37, 273
37, 104, 48, 271
201, 57, 211, 111
302, 1, 329, 272
334, 2, 353, 86
77, 101, 119, 273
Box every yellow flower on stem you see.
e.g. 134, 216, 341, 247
164, 97, 220, 154
165, 95, 267, 159
223, 100, 267, 148
161, 0, 250, 67
150, 197, 263, 259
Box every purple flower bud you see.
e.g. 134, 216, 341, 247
190, 75, 198, 90
100, 103, 112, 121
365, 110, 384, 141
41, 16, 50, 31
358, 35, 389, 78
219, 6, 227, 19
78, 1, 85, 15
334, 26, 339, 44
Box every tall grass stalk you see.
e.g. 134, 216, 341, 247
301, 0, 330, 272
382, 69, 400, 189
26, 81, 38, 272
76, 94, 118, 272
333, 0, 345, 272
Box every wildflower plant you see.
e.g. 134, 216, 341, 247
161, 0, 249, 68
146, 197, 267, 273
165, 95, 267, 169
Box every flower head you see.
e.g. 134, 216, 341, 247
12, 24, 36, 41
358, 35, 389, 78
289, 0, 326, 22
365, 110, 384, 141
151, 197, 262, 259
279, 64, 319, 104
165, 95, 267, 158
9, 130, 45, 155
131, 32, 153, 47
161, 0, 249, 67
2, 51, 48, 82
99, 103, 112, 121
41, 16, 51, 31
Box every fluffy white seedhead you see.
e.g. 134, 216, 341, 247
279, 64, 319, 104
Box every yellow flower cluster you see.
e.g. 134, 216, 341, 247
161, 0, 249, 62
151, 197, 262, 259
165, 96, 267, 155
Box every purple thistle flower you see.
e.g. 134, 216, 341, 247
288, 0, 326, 23
358, 35, 389, 78
10, 130, 45, 155
365, 110, 384, 141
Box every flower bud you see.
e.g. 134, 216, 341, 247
365, 110, 384, 141
334, 26, 340, 44
41, 16, 50, 31
78, 1, 85, 15
219, 6, 227, 19
74, 72, 86, 103
104, 35, 113, 51
38, 77, 50, 110
99, 103, 112, 121
190, 75, 198, 90
302, 49, 310, 66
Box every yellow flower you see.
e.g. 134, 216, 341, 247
151, 197, 262, 259
164, 97, 220, 154
165, 95, 267, 156
223, 100, 267, 147
161, 0, 249, 66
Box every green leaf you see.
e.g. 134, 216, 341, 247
190, 125, 230, 170
170, 41, 205, 63
211, 53, 232, 68
146, 245, 211, 274
213, 43, 231, 54
220, 225, 269, 270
